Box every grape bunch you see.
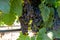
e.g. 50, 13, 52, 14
19, 0, 42, 35
29, 0, 41, 7
31, 7, 43, 32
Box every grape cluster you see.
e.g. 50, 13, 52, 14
19, 0, 42, 35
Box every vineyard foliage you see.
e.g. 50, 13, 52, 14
0, 0, 60, 40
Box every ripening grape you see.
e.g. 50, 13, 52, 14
29, 0, 41, 7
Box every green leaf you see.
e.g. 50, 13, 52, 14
54, 0, 60, 7
36, 28, 51, 40
0, 0, 23, 25
31, 36, 35, 40
39, 4, 50, 22
47, 8, 54, 27
44, 7, 54, 27
2, 13, 16, 25
43, 34, 52, 40
0, 11, 5, 25
53, 30, 60, 38
45, 0, 56, 5
53, 26, 60, 38
17, 32, 30, 40
0, 11, 3, 21
10, 0, 23, 17
0, 0, 10, 14
57, 6, 60, 18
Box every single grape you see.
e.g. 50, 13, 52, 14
19, 17, 28, 35
29, 0, 41, 7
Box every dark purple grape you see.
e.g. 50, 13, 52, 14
33, 7, 41, 16
53, 19, 60, 30
19, 17, 28, 35
19, 0, 30, 34
54, 8, 59, 19
53, 7, 60, 31
29, 0, 41, 7
31, 24, 38, 32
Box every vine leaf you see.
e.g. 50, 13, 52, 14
53, 22, 60, 38
39, 4, 50, 22
44, 7, 54, 27
45, 0, 56, 5
31, 36, 35, 40
0, 11, 4, 25
47, 8, 54, 27
10, 0, 23, 17
17, 32, 30, 40
36, 28, 51, 40
0, 0, 23, 25
57, 6, 60, 18
53, 28, 60, 38
2, 13, 16, 25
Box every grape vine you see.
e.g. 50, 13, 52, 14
0, 0, 60, 40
